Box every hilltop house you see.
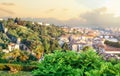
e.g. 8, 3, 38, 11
0, 18, 3, 21
8, 43, 20, 51
2, 38, 21, 53
3, 43, 20, 53
37, 22, 50, 26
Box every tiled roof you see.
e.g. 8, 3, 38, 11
104, 45, 120, 51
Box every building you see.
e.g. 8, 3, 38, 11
8, 43, 19, 51
2, 38, 21, 53
69, 42, 90, 52
0, 18, 3, 21
38, 22, 43, 25
38, 22, 50, 26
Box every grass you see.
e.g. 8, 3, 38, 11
0, 71, 32, 76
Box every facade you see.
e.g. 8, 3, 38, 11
2, 38, 21, 53
8, 43, 20, 51
0, 18, 3, 21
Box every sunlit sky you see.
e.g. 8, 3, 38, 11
0, 0, 119, 20
0, 0, 120, 27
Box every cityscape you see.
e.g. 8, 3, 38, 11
0, 0, 120, 76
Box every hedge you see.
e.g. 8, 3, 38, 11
0, 63, 38, 71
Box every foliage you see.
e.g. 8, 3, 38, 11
0, 32, 10, 49
0, 18, 65, 67
0, 71, 32, 76
1, 18, 63, 53
33, 49, 120, 76
0, 49, 38, 64
0, 63, 37, 71
62, 42, 70, 51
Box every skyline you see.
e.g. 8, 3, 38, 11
0, 0, 120, 27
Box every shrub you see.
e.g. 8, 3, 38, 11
0, 64, 7, 70
0, 63, 38, 71
32, 50, 120, 76
7, 64, 23, 71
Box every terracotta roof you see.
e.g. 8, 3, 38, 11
8, 43, 15, 46
104, 45, 120, 51
97, 44, 105, 48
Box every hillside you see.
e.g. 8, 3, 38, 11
0, 18, 64, 53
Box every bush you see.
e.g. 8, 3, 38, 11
22, 65, 37, 71
0, 64, 7, 70
7, 64, 23, 71
0, 71, 32, 76
0, 63, 37, 71
32, 50, 120, 76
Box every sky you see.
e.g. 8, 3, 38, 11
0, 0, 120, 27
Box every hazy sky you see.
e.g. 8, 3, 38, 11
0, 0, 120, 27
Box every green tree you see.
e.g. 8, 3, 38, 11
9, 49, 20, 63
43, 39, 50, 53
19, 51, 29, 62
26, 21, 33, 28
82, 46, 93, 51
62, 42, 70, 51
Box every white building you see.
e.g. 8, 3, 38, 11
45, 23, 50, 26
0, 18, 3, 21
8, 43, 19, 51
38, 22, 43, 25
